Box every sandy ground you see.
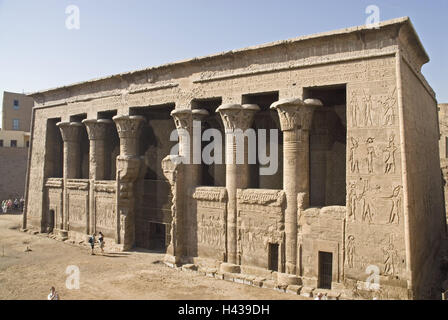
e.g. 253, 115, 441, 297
0, 213, 305, 300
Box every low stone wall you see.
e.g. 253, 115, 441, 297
0, 147, 28, 201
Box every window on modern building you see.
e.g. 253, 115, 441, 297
13, 99, 19, 110
0, 140, 3, 147
10, 140, 17, 147
13, 119, 19, 130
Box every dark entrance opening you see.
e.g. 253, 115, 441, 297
268, 243, 279, 271
318, 251, 333, 289
149, 223, 166, 251
48, 210, 55, 233
304, 85, 347, 207
242, 91, 283, 190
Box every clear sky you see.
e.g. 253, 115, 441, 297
0, 0, 447, 127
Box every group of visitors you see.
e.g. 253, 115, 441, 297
1, 197, 24, 213
88, 232, 105, 255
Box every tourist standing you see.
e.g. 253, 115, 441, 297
88, 234, 96, 255
98, 232, 105, 254
47, 287, 59, 300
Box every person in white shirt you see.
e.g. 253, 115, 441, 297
47, 287, 59, 300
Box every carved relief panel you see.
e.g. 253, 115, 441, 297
192, 187, 227, 261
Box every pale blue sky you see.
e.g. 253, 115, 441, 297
0, 0, 447, 127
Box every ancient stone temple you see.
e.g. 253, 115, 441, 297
24, 17, 446, 299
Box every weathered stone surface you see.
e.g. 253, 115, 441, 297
23, 17, 446, 300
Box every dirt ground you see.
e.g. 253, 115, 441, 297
0, 213, 305, 300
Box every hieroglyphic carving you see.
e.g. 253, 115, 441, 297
384, 186, 402, 224
365, 138, 376, 174
68, 194, 87, 225
95, 197, 115, 230
349, 137, 360, 173
349, 87, 397, 128
94, 181, 116, 193
346, 235, 355, 268
383, 237, 398, 276
236, 189, 285, 207
193, 187, 227, 202
383, 134, 397, 174
198, 210, 226, 248
348, 179, 380, 224
162, 155, 181, 255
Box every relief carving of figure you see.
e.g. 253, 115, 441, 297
346, 235, 355, 268
365, 137, 376, 174
385, 186, 401, 224
348, 182, 357, 221
349, 137, 360, 173
350, 91, 359, 127
383, 242, 398, 276
362, 91, 374, 126
381, 87, 397, 126
383, 134, 397, 174
358, 179, 380, 224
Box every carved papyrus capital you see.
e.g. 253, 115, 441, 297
56, 122, 84, 142
82, 119, 113, 140
171, 109, 193, 131
113, 115, 145, 139
270, 98, 322, 131
216, 104, 260, 132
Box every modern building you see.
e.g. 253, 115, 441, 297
23, 17, 446, 299
0, 91, 33, 201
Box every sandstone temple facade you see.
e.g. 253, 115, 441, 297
24, 17, 446, 299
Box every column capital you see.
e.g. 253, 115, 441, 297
56, 122, 83, 142
192, 109, 209, 121
270, 98, 322, 131
112, 115, 145, 139
171, 109, 192, 131
216, 104, 260, 132
82, 119, 113, 140
170, 109, 209, 131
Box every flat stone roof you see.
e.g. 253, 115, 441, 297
30, 17, 426, 97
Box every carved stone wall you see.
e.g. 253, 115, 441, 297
300, 206, 345, 287
236, 189, 285, 270
45, 178, 63, 232
94, 181, 116, 238
24, 18, 444, 299
192, 187, 228, 261
66, 179, 89, 233
400, 55, 446, 299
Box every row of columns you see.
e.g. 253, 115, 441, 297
168, 98, 322, 275
56, 116, 145, 248
55, 96, 321, 267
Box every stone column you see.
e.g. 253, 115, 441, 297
216, 104, 259, 265
83, 119, 113, 180
113, 115, 146, 250
271, 98, 321, 276
57, 121, 84, 237
82, 119, 113, 234
191, 109, 209, 186
169, 108, 208, 260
